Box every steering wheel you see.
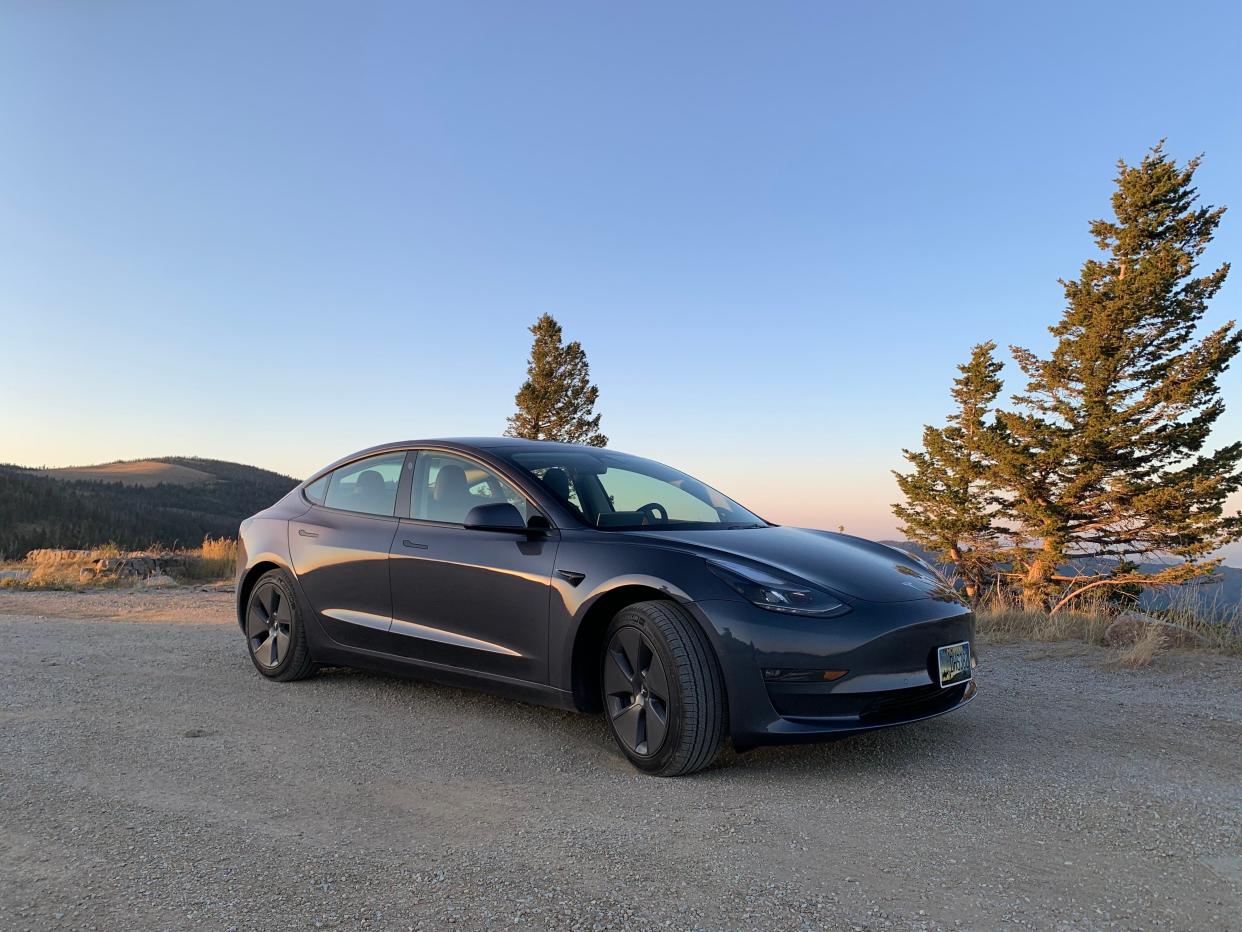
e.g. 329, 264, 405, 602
637, 502, 668, 523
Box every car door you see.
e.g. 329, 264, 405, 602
289, 451, 408, 651
388, 450, 558, 682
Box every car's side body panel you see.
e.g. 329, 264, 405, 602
238, 441, 577, 704
290, 507, 401, 652
387, 518, 559, 682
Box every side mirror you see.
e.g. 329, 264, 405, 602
463, 502, 528, 532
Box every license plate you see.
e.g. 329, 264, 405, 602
937, 641, 972, 687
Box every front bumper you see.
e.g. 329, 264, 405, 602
687, 596, 977, 748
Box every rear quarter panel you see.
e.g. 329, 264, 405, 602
235, 489, 311, 628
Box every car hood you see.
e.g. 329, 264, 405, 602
628, 525, 954, 604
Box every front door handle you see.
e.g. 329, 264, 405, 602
402, 539, 429, 550
297, 529, 319, 538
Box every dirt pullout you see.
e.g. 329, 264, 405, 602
1, 595, 1240, 930
0, 585, 233, 624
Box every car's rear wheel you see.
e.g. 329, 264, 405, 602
602, 600, 726, 776
244, 569, 316, 681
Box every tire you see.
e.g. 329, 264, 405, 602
243, 569, 317, 682
601, 600, 727, 776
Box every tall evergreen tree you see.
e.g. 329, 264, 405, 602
992, 144, 1241, 609
893, 342, 1006, 600
506, 314, 608, 447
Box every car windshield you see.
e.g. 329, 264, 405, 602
505, 449, 767, 531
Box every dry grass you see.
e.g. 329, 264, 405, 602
179, 537, 238, 582
1117, 625, 1168, 667
976, 607, 1113, 646
0, 538, 238, 590
1155, 588, 1242, 654
25, 544, 127, 567
8, 546, 131, 590
976, 587, 1241, 662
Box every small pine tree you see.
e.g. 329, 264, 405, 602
505, 314, 608, 447
992, 144, 1241, 610
893, 342, 1006, 600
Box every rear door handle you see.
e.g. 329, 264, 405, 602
402, 539, 429, 550
297, 529, 319, 538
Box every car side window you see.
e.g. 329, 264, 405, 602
530, 465, 584, 517
410, 452, 531, 525
304, 474, 329, 504
322, 452, 405, 517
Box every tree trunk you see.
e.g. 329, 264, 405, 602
948, 547, 978, 601
1021, 541, 1058, 611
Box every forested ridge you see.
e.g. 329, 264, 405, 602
0, 458, 297, 558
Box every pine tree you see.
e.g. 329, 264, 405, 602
893, 342, 1006, 600
505, 314, 608, 447
992, 144, 1241, 610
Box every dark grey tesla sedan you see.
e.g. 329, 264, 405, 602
236, 438, 976, 776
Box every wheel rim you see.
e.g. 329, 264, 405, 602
604, 626, 671, 757
246, 581, 292, 668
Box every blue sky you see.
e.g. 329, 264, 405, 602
2, 1, 1240, 562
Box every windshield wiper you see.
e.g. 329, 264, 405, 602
724, 523, 766, 530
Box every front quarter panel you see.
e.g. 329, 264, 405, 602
546, 533, 741, 694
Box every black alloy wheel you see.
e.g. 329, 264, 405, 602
604, 625, 672, 756
247, 578, 292, 669
244, 569, 316, 681
601, 601, 727, 776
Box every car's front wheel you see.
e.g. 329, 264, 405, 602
244, 568, 317, 681
602, 600, 726, 776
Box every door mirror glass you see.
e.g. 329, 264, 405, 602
463, 502, 527, 531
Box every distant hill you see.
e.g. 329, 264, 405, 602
0, 457, 299, 559
33, 459, 218, 486
881, 541, 1242, 618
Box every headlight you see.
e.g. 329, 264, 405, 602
707, 560, 850, 617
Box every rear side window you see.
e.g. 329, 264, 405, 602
323, 452, 405, 517
304, 475, 328, 504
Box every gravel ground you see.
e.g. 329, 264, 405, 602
2, 591, 1241, 931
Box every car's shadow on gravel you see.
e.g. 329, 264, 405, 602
311, 664, 985, 782
711, 713, 982, 780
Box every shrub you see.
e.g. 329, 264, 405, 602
179, 537, 238, 582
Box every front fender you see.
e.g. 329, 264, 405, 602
545, 535, 746, 702
571, 572, 696, 619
